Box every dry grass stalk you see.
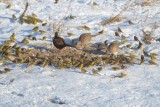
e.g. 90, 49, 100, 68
53, 0, 73, 33
19, 2, 29, 24
18, 3, 43, 25
101, 16, 124, 25
100, 0, 135, 26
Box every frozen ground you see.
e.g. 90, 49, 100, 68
0, 0, 160, 106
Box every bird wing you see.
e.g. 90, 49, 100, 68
55, 38, 65, 45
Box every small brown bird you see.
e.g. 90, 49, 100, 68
77, 33, 95, 49
53, 32, 74, 49
106, 42, 119, 55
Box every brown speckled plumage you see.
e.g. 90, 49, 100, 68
77, 33, 93, 48
106, 42, 119, 55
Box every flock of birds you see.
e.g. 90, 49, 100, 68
52, 32, 119, 55
0, 1, 158, 75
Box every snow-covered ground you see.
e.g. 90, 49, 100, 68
0, 0, 160, 106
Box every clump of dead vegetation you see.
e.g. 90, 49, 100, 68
0, 0, 9, 3
142, 30, 155, 44
100, 16, 125, 26
141, 0, 159, 6
142, 24, 158, 44
0, 41, 137, 75
19, 2, 43, 25
0, 29, 158, 75
5, 2, 43, 25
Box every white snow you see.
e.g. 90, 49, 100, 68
0, 0, 160, 106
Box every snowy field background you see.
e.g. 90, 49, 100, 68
0, 0, 160, 106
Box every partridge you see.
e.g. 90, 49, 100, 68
106, 42, 119, 55
77, 33, 95, 48
53, 32, 74, 49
